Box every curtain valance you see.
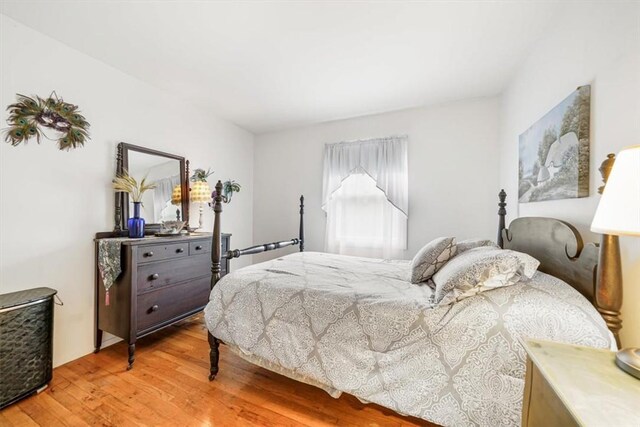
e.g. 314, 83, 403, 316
153, 175, 181, 219
322, 135, 408, 216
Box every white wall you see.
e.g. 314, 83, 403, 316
498, 3, 640, 347
4, 1, 637, 368
0, 15, 254, 367
253, 97, 501, 263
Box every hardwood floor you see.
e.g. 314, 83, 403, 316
0, 315, 434, 426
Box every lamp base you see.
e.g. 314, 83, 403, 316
616, 348, 640, 380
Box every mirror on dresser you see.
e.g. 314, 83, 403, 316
114, 143, 190, 233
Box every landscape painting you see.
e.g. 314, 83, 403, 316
518, 85, 590, 203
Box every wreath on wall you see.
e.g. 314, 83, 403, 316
3, 92, 90, 150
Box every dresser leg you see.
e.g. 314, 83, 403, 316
127, 343, 135, 370
208, 332, 219, 381
94, 329, 103, 354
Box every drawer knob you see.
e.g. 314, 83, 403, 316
145, 251, 154, 257
151, 304, 159, 312
150, 273, 159, 281
195, 245, 203, 250
176, 248, 185, 253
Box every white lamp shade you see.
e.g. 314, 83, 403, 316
190, 181, 211, 203
591, 145, 640, 236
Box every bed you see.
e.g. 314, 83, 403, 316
202, 179, 623, 426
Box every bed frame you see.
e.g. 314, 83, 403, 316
497, 191, 622, 347
206, 158, 623, 380
207, 181, 304, 379
497, 154, 623, 347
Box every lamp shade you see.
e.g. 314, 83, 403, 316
591, 145, 640, 236
190, 181, 211, 204
171, 184, 182, 206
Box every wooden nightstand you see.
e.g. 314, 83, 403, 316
522, 339, 640, 427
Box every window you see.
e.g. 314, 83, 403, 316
322, 136, 408, 259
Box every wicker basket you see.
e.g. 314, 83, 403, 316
0, 287, 57, 409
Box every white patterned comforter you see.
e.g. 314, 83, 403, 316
204, 252, 612, 427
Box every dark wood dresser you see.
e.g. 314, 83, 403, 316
94, 232, 230, 369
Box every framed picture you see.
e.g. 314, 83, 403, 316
518, 85, 590, 203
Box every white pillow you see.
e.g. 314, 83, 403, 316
431, 247, 540, 304
409, 237, 457, 284
456, 238, 499, 254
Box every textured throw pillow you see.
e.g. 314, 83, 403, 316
431, 247, 540, 305
512, 250, 541, 278
456, 238, 500, 254
409, 237, 457, 284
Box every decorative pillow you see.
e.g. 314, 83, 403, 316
512, 250, 541, 278
456, 238, 499, 254
409, 237, 457, 284
431, 247, 540, 305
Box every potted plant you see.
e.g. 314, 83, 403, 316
210, 179, 242, 206
112, 171, 156, 238
190, 168, 214, 183
223, 180, 241, 203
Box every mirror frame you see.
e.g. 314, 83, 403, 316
114, 142, 190, 233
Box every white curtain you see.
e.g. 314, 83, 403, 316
153, 175, 180, 222
323, 136, 408, 259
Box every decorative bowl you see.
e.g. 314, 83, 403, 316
160, 220, 187, 235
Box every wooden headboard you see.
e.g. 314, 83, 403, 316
496, 190, 623, 346
501, 216, 599, 300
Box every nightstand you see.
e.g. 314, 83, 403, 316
522, 339, 640, 427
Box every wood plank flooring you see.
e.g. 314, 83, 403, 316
0, 315, 434, 426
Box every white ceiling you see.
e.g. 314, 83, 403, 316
1, 1, 565, 134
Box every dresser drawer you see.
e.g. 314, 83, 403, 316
137, 242, 189, 264
137, 255, 211, 293
136, 277, 210, 333
189, 238, 229, 256
189, 240, 211, 255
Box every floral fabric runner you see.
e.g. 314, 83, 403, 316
97, 238, 130, 294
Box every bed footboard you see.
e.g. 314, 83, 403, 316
207, 181, 304, 380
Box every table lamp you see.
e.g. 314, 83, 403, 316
190, 180, 211, 230
591, 145, 640, 379
171, 184, 182, 221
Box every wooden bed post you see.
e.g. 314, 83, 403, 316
299, 195, 305, 252
211, 180, 223, 288
208, 180, 223, 381
207, 189, 306, 380
497, 189, 507, 248
596, 236, 623, 347
596, 154, 623, 347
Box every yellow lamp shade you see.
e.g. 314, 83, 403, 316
171, 184, 182, 206
592, 145, 640, 236
191, 181, 211, 203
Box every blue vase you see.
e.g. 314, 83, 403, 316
128, 202, 145, 238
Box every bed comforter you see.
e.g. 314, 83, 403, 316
204, 252, 612, 427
